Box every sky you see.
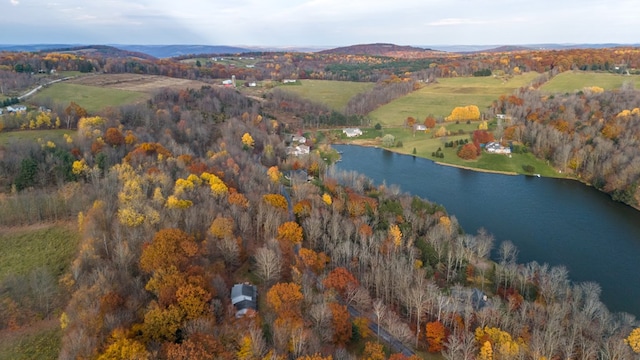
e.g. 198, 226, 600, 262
1, 0, 639, 47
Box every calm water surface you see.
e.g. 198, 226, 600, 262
334, 145, 640, 316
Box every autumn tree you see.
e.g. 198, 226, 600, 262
329, 302, 352, 345
626, 327, 640, 353
242, 132, 255, 149
323, 267, 359, 296
426, 321, 446, 352
457, 143, 479, 160
254, 244, 282, 284
362, 341, 385, 360
277, 221, 304, 245
105, 127, 125, 147
139, 228, 199, 273
266, 282, 303, 318
64, 101, 87, 129
424, 115, 436, 128
97, 328, 150, 360
446, 105, 480, 121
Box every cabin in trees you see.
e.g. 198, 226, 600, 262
231, 283, 258, 318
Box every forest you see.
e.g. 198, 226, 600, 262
1, 45, 640, 359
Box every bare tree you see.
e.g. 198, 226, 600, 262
254, 244, 281, 285
373, 299, 386, 341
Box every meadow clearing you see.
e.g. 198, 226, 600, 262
277, 79, 375, 111
540, 71, 640, 93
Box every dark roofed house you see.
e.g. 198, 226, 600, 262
231, 283, 258, 318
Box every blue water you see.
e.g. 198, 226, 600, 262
334, 145, 640, 316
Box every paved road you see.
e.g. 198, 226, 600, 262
17, 76, 73, 101
347, 305, 416, 357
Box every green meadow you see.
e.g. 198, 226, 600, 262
0, 129, 74, 147
278, 79, 375, 111
540, 71, 640, 93
32, 82, 146, 113
0, 225, 79, 281
369, 72, 539, 126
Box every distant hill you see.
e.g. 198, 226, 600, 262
114, 45, 253, 58
318, 43, 444, 58
42, 45, 156, 60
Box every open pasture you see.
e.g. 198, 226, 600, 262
278, 79, 375, 111
369, 72, 539, 126
32, 74, 211, 113
540, 71, 640, 93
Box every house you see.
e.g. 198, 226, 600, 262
247, 81, 257, 87
496, 114, 506, 120
0, 108, 3, 115
286, 144, 310, 156
6, 105, 27, 113
291, 135, 306, 144
283, 79, 297, 84
484, 141, 511, 154
342, 128, 362, 138
222, 79, 233, 85
231, 283, 258, 318
414, 124, 427, 131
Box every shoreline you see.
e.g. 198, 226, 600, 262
433, 161, 519, 175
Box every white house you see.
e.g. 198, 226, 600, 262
222, 79, 233, 85
6, 105, 27, 113
342, 128, 363, 137
291, 135, 306, 144
485, 141, 511, 154
0, 108, 3, 115
414, 124, 427, 131
286, 145, 310, 156
283, 79, 297, 84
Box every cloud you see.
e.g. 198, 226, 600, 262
10, 0, 20, 5
428, 17, 526, 26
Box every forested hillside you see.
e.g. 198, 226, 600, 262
493, 85, 640, 207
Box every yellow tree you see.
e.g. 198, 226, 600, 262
362, 341, 385, 360
242, 132, 255, 149
277, 221, 304, 245
267, 282, 303, 318
97, 328, 150, 360
626, 327, 640, 353
478, 341, 493, 360
389, 224, 402, 247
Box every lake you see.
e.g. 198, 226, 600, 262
333, 144, 640, 317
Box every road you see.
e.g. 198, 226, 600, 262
17, 76, 74, 101
347, 305, 416, 357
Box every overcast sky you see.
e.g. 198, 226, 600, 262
1, 0, 639, 47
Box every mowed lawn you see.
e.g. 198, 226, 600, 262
277, 79, 375, 111
540, 71, 640, 93
32, 82, 147, 113
369, 72, 540, 127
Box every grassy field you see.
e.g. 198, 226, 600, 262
369, 73, 540, 127
342, 123, 560, 177
277, 79, 375, 111
540, 71, 640, 93
0, 322, 60, 360
32, 82, 147, 113
0, 224, 79, 281
0, 224, 78, 359
0, 129, 74, 147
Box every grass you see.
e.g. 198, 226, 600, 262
0, 224, 79, 282
32, 82, 147, 113
277, 79, 375, 111
370, 73, 540, 126
0, 322, 61, 360
0, 129, 74, 147
540, 71, 640, 93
